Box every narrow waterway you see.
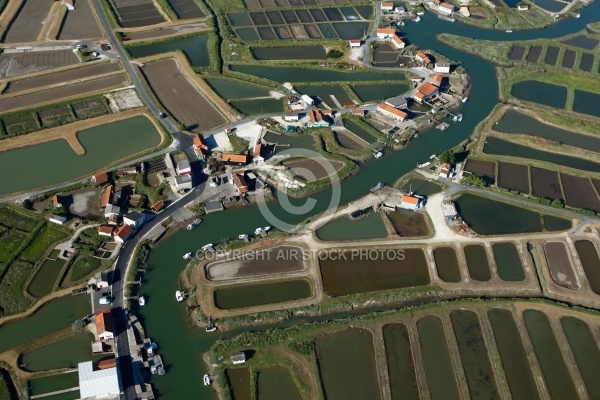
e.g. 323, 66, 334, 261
138, 10, 600, 399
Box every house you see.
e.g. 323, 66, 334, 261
151, 200, 165, 212
107, 214, 119, 226
175, 175, 193, 191
430, 74, 444, 87
91, 171, 109, 186
100, 185, 113, 207
193, 134, 209, 157
517, 4, 529, 10
51, 195, 62, 208
78, 361, 121, 399
96, 310, 113, 341
377, 103, 408, 121
415, 51, 430, 63
254, 144, 265, 163
284, 112, 299, 122
439, 2, 455, 14
376, 28, 396, 39
301, 94, 314, 106
349, 39, 362, 48
94, 271, 110, 290
115, 166, 137, 177
104, 204, 120, 218
394, 5, 406, 13
384, 95, 408, 110
114, 224, 133, 243
124, 211, 146, 229
97, 225, 115, 237
434, 63, 451, 73
381, 1, 394, 11
413, 82, 439, 103
392, 35, 405, 49
98, 358, 117, 370
460, 6, 471, 16
176, 160, 192, 176
307, 110, 331, 128
411, 76, 423, 83
49, 214, 67, 225
231, 170, 250, 194
221, 154, 248, 166
352, 109, 365, 117
439, 163, 452, 178
232, 352, 246, 364
400, 195, 423, 210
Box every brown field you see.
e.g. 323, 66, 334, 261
274, 26, 292, 39
464, 159, 496, 184
530, 167, 563, 200
0, 74, 127, 113
167, 0, 205, 19
141, 58, 227, 132
497, 162, 529, 193
0, 51, 79, 79
560, 173, 600, 212
334, 129, 367, 149
57, 0, 103, 39
205, 245, 307, 281
3, 0, 54, 43
3, 62, 121, 94
244, 0, 262, 9
290, 25, 308, 39
284, 157, 344, 181
543, 241, 579, 289
112, 0, 166, 28
305, 24, 322, 38
121, 23, 207, 41
387, 209, 430, 237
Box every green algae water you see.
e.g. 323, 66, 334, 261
22, 332, 106, 371
383, 323, 419, 400
257, 367, 302, 400
214, 279, 311, 310
27, 258, 65, 298
316, 213, 387, 241
127, 34, 210, 67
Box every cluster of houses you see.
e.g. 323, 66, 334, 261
381, 0, 457, 17
376, 27, 406, 49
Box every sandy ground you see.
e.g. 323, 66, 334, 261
70, 188, 101, 217
0, 108, 165, 155
0, 50, 79, 80
105, 88, 144, 112
231, 120, 262, 150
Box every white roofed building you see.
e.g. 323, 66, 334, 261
78, 361, 121, 399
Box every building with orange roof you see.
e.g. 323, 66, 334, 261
97, 225, 115, 237
91, 172, 109, 186
430, 74, 444, 86
221, 153, 248, 166
231, 170, 249, 194
97, 358, 117, 370
151, 200, 165, 212
377, 103, 408, 121
100, 185, 113, 208
381, 2, 394, 11
376, 28, 396, 39
349, 39, 362, 48
415, 51, 428, 63
439, 163, 452, 178
400, 195, 423, 210
52, 194, 62, 208
114, 224, 133, 244
95, 310, 113, 341
413, 82, 439, 103
307, 110, 331, 128
392, 35, 405, 49
193, 134, 209, 157
439, 2, 455, 14
352, 109, 365, 116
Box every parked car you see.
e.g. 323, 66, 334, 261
99, 296, 111, 305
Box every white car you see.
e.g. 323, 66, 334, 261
99, 296, 111, 305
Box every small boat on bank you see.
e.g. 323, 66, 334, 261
202, 244, 214, 252
203, 374, 211, 386
183, 252, 192, 260
414, 16, 421, 22
238, 234, 249, 241
462, 97, 469, 103
206, 315, 217, 333
139, 296, 146, 306
175, 290, 186, 302
187, 218, 202, 230
374, 151, 383, 158
506, 29, 513, 33
254, 226, 271, 235
370, 182, 384, 193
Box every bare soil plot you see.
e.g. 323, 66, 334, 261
57, 0, 103, 40
544, 46, 560, 65
206, 245, 306, 281
3, 0, 54, 43
266, 10, 285, 24
261, 0, 277, 6
562, 49, 576, 68
305, 24, 322, 38
282, 10, 299, 23
273, 0, 290, 6
323, 7, 344, 21
274, 26, 292, 39
304, 0, 317, 5
250, 11, 269, 25
289, 0, 303, 6
290, 25, 308, 39
387, 209, 430, 237
509, 45, 526, 61
0, 51, 79, 80
0, 74, 126, 113
72, 98, 110, 118
257, 26, 277, 40
464, 159, 496, 184
497, 162, 529, 193
3, 62, 121, 94
39, 106, 74, 128
245, 0, 262, 9
526, 46, 542, 62
296, 9, 313, 23
141, 58, 226, 133
2, 114, 38, 136
334, 129, 367, 149
531, 167, 563, 200
284, 157, 344, 181
354, 5, 372, 19
560, 173, 600, 212
166, 0, 204, 19
543, 241, 579, 289
309, 8, 327, 22
114, 0, 165, 28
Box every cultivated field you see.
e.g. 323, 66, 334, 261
57, 0, 103, 39
0, 51, 79, 80
3, 0, 54, 43
3, 62, 121, 94
167, 0, 205, 19
121, 22, 207, 41
0, 74, 127, 113
111, 0, 166, 28
140, 58, 227, 132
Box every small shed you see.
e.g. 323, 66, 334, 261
232, 352, 246, 364
49, 214, 67, 225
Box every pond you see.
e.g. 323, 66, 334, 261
228, 12, 252, 27
316, 213, 387, 241
21, 332, 106, 371
492, 242, 525, 281
573, 90, 600, 118
535, 0, 567, 12
319, 248, 430, 296
510, 80, 567, 109
463, 244, 491, 281
0, 116, 162, 196
400, 178, 442, 196
27, 258, 65, 298
542, 215, 571, 231
230, 65, 407, 83
562, 36, 599, 50
213, 279, 312, 310
205, 78, 270, 100
332, 22, 370, 40
543, 241, 578, 289
350, 83, 409, 103
484, 137, 600, 173
531, 167, 563, 200
315, 328, 381, 400
343, 118, 376, 143
236, 27, 259, 41
29, 372, 79, 396
494, 109, 600, 152
387, 208, 430, 237
433, 246, 462, 282
523, 309, 578, 399
252, 45, 326, 60
574, 240, 600, 295
383, 323, 419, 400
257, 367, 302, 400
417, 315, 460, 400
296, 85, 354, 107
127, 34, 210, 67
225, 367, 251, 400
464, 159, 496, 184
450, 310, 499, 400
263, 131, 315, 152
231, 98, 283, 115
487, 308, 540, 400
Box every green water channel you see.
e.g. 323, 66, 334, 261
492, 242, 525, 281
256, 367, 302, 400
316, 213, 387, 240
351, 83, 409, 103
0, 116, 161, 196
523, 309, 578, 399
252, 45, 326, 60
205, 78, 270, 100
560, 316, 600, 398
27, 258, 66, 298
463, 245, 491, 281
29, 372, 79, 396
315, 328, 381, 400
127, 34, 210, 67
31, 392, 77, 400
574, 240, 600, 294
21, 332, 106, 372
383, 323, 420, 400
488, 308, 539, 400
343, 118, 376, 143
433, 247, 462, 282
450, 310, 499, 400
0, 295, 90, 353
417, 315, 460, 400
225, 367, 251, 400
213, 279, 311, 310
231, 98, 283, 115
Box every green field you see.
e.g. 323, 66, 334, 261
70, 256, 102, 282
21, 227, 67, 262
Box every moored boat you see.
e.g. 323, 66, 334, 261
187, 218, 202, 230
139, 296, 146, 306
203, 374, 211, 386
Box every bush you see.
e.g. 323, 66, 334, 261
327, 49, 343, 59
289, 340, 315, 355
439, 149, 456, 165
